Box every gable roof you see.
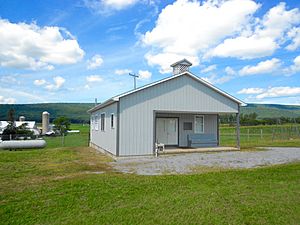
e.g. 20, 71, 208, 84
88, 71, 246, 113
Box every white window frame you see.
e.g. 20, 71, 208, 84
111, 113, 115, 129
194, 115, 204, 134
101, 113, 105, 131
95, 114, 99, 131
91, 116, 95, 130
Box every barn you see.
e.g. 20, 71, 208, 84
88, 59, 245, 157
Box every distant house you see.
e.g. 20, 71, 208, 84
0, 121, 9, 134
88, 59, 245, 157
0, 119, 40, 135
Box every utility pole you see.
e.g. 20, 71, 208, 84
129, 73, 139, 89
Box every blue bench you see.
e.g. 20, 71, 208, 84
187, 134, 218, 147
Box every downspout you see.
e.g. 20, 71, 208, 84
116, 102, 120, 156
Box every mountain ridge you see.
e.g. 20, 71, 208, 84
0, 103, 300, 123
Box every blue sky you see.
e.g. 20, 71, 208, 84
0, 0, 300, 105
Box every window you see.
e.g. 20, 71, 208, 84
111, 113, 114, 129
183, 122, 192, 130
101, 113, 105, 131
194, 115, 204, 133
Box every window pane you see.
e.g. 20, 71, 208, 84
111, 114, 114, 128
101, 113, 105, 131
195, 116, 204, 133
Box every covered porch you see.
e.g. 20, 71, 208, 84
154, 110, 240, 152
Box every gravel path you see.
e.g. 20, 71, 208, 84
110, 147, 300, 175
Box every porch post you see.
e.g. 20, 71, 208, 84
236, 105, 240, 149
217, 114, 220, 146
153, 111, 157, 154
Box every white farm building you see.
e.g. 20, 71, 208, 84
88, 59, 245, 157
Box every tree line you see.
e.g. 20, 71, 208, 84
220, 113, 300, 126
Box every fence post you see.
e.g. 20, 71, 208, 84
247, 129, 249, 141
272, 128, 275, 142
260, 129, 263, 140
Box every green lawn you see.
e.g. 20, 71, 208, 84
0, 147, 299, 224
44, 124, 300, 149
43, 124, 90, 149
0, 124, 300, 224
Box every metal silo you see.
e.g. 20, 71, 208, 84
42, 111, 50, 134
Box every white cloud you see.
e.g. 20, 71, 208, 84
115, 69, 132, 75
34, 79, 46, 86
0, 87, 45, 102
138, 70, 152, 80
200, 65, 216, 73
0, 19, 84, 70
45, 76, 65, 91
86, 75, 103, 82
238, 87, 264, 94
206, 36, 278, 59
256, 86, 300, 99
289, 55, 300, 73
239, 58, 281, 76
286, 27, 300, 50
0, 75, 19, 84
0, 96, 16, 104
87, 55, 103, 70
84, 0, 138, 15
225, 66, 236, 75
201, 73, 234, 85
208, 2, 300, 59
145, 52, 199, 74
142, 0, 260, 72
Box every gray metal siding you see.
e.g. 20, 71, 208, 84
119, 74, 238, 156
90, 102, 117, 155
156, 113, 217, 147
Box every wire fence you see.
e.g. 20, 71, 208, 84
220, 125, 300, 145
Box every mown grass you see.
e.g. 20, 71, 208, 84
43, 124, 90, 149
1, 124, 300, 224
0, 146, 299, 224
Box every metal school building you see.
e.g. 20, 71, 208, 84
88, 59, 244, 156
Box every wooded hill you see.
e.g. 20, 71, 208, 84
0, 103, 300, 123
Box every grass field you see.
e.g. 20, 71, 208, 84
220, 124, 300, 147
44, 124, 300, 149
1, 124, 300, 224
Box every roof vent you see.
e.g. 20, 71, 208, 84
170, 59, 192, 75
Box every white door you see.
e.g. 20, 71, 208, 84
156, 118, 178, 145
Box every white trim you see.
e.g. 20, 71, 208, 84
194, 115, 204, 134
91, 115, 95, 130
95, 114, 99, 131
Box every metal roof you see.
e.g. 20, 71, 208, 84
170, 58, 192, 67
88, 71, 246, 113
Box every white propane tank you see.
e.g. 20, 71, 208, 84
0, 139, 46, 149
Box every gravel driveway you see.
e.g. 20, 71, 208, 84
110, 147, 300, 175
